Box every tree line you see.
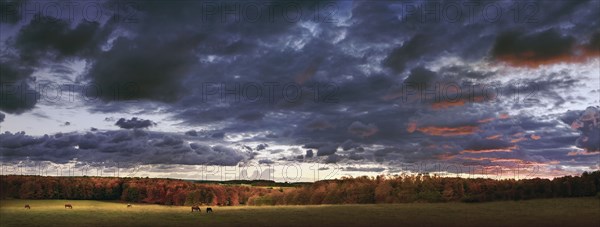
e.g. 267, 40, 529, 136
1, 171, 598, 205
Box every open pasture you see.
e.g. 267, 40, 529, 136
1, 198, 599, 226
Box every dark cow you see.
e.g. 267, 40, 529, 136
206, 207, 213, 213
127, 204, 132, 208
65, 204, 73, 209
24, 204, 30, 209
191, 206, 200, 212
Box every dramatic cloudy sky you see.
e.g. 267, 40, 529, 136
0, 0, 599, 181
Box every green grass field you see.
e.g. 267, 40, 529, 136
1, 198, 599, 227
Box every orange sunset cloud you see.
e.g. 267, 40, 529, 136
416, 126, 479, 136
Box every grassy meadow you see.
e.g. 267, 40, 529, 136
1, 198, 599, 227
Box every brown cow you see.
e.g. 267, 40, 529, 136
127, 204, 132, 208
24, 204, 30, 209
65, 204, 73, 209
206, 207, 213, 213
191, 206, 200, 212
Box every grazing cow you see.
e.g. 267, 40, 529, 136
191, 206, 200, 212
127, 204, 132, 208
65, 204, 73, 209
24, 204, 30, 209
206, 207, 213, 213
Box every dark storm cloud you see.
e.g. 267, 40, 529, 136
0, 60, 38, 113
115, 117, 156, 129
0, 0, 22, 24
81, 0, 335, 104
306, 119, 334, 131
0, 131, 72, 164
383, 34, 433, 73
185, 130, 198, 136
306, 149, 314, 158
1, 10, 112, 113
0, 112, 5, 122
324, 154, 341, 163
561, 110, 584, 125
0, 59, 32, 81
237, 112, 264, 121
505, 73, 581, 109
14, 15, 110, 64
302, 142, 328, 149
347, 121, 378, 138
316, 143, 338, 156
403, 67, 437, 88
463, 138, 514, 151
0, 81, 39, 114
491, 29, 575, 65
340, 139, 358, 151
258, 159, 274, 164
153, 136, 183, 147
0, 130, 253, 166
256, 143, 268, 151
409, 107, 492, 129
515, 134, 569, 153
587, 32, 600, 52
373, 148, 395, 157
89, 0, 575, 158
85, 34, 203, 102
189, 143, 252, 166
211, 132, 225, 139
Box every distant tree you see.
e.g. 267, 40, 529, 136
1, 171, 599, 205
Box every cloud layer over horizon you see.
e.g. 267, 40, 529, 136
1, 0, 599, 179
